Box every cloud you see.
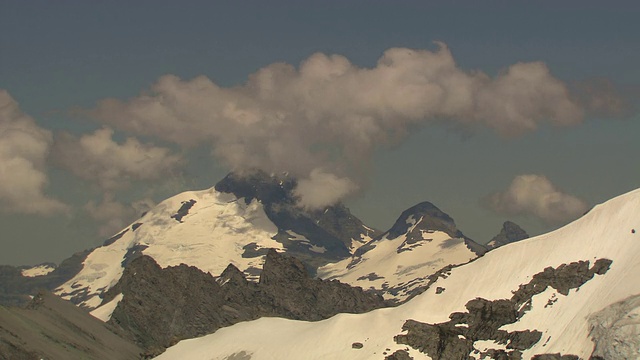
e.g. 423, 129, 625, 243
573, 78, 631, 118
82, 43, 600, 207
53, 127, 183, 190
486, 174, 589, 224
293, 168, 358, 209
0, 90, 68, 215
85, 194, 155, 237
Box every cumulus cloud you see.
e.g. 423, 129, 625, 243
293, 169, 358, 209
486, 174, 589, 224
85, 194, 155, 237
53, 128, 183, 190
82, 43, 596, 208
0, 90, 68, 215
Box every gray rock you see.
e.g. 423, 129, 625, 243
531, 354, 579, 360
385, 349, 414, 360
394, 259, 612, 360
170, 199, 197, 222
105, 249, 388, 355
588, 293, 640, 360
486, 221, 529, 250
0, 292, 142, 360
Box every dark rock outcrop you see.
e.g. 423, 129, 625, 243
394, 259, 612, 359
385, 349, 414, 360
487, 221, 529, 250
531, 355, 579, 360
170, 199, 196, 222
105, 250, 387, 355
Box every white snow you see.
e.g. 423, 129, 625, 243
55, 187, 282, 309
156, 188, 640, 360
348, 226, 376, 252
90, 293, 123, 322
20, 264, 55, 277
284, 231, 327, 253
318, 227, 477, 301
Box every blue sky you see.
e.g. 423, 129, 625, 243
1, 1, 639, 265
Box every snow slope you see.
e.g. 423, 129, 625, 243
156, 188, 640, 359
20, 264, 55, 277
56, 187, 284, 308
318, 215, 477, 301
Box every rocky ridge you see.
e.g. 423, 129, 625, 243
102, 249, 387, 356
394, 259, 613, 359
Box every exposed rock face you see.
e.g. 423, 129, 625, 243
105, 250, 387, 355
0, 249, 91, 307
588, 293, 640, 360
215, 170, 380, 269
170, 199, 196, 222
385, 349, 414, 360
394, 259, 612, 359
531, 355, 579, 360
0, 292, 142, 360
487, 221, 529, 250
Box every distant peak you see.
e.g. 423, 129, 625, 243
487, 221, 529, 250
386, 201, 460, 240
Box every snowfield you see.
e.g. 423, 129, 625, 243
318, 220, 477, 301
20, 264, 55, 277
156, 188, 640, 359
56, 187, 282, 308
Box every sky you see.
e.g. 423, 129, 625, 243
1, 1, 639, 266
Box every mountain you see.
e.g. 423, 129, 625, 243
318, 201, 487, 302
54, 171, 379, 309
92, 250, 386, 356
486, 221, 529, 250
0, 292, 142, 360
155, 188, 640, 360
0, 249, 92, 307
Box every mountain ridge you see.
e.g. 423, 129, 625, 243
155, 187, 640, 359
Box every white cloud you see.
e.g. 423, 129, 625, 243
85, 194, 155, 237
53, 128, 183, 190
486, 174, 589, 224
83, 43, 591, 204
0, 90, 68, 215
293, 168, 358, 209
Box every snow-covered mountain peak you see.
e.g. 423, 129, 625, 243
386, 201, 462, 240
54, 172, 379, 309
56, 186, 283, 308
319, 201, 486, 302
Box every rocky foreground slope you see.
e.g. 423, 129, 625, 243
0, 292, 142, 360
